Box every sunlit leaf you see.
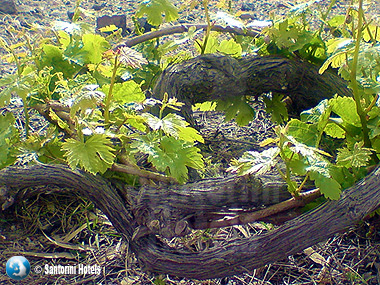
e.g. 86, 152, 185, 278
82, 34, 110, 64
63, 36, 88, 65
98, 25, 119, 33
62, 134, 115, 174
217, 39, 242, 56
136, 0, 178, 26
0, 112, 19, 168
329, 97, 361, 127
286, 119, 318, 147
102, 81, 145, 104
363, 24, 380, 42
324, 122, 345, 138
130, 134, 203, 183
70, 85, 105, 117
228, 147, 280, 176
312, 173, 341, 200
336, 142, 372, 168
177, 126, 204, 143
193, 101, 217, 111
195, 35, 219, 54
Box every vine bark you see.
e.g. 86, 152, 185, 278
1, 164, 380, 279
1, 55, 377, 280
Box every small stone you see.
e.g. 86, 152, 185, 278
0, 0, 17, 14
241, 3, 255, 12
67, 11, 74, 20
239, 13, 256, 20
92, 3, 105, 11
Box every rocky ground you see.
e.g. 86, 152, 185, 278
1, 0, 380, 284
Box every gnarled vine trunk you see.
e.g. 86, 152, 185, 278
1, 55, 378, 280
153, 54, 352, 123
1, 164, 380, 279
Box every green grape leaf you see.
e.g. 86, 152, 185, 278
368, 114, 380, 139
62, 134, 115, 174
38, 136, 65, 164
57, 30, 71, 49
82, 34, 110, 64
142, 113, 203, 143
288, 156, 308, 176
160, 113, 186, 136
286, 119, 319, 147
124, 114, 147, 132
336, 142, 372, 168
300, 99, 331, 131
285, 136, 332, 164
324, 122, 345, 138
235, 100, 255, 126
308, 159, 341, 200
0, 87, 11, 107
63, 36, 88, 66
329, 165, 357, 189
217, 39, 242, 56
0, 112, 19, 168
329, 97, 361, 127
195, 35, 219, 54
70, 95, 97, 117
42, 44, 62, 58
319, 38, 355, 74
287, 180, 298, 194
130, 134, 203, 183
263, 93, 288, 124
70, 86, 104, 117
144, 112, 186, 135
319, 51, 347, 74
41, 44, 78, 77
217, 96, 255, 126
141, 113, 163, 130
102, 81, 145, 104
288, 31, 313, 53
130, 133, 160, 157
0, 72, 35, 103
327, 15, 346, 27
136, 0, 178, 26
177, 126, 204, 143
159, 136, 204, 183
193, 101, 217, 111
228, 147, 280, 176
0, 74, 18, 106
313, 173, 341, 200
306, 156, 331, 178
363, 24, 380, 42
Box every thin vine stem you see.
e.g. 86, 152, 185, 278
104, 56, 120, 124
349, 0, 372, 151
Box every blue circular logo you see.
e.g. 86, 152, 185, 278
6, 256, 31, 280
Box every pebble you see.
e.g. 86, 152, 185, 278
0, 0, 17, 14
